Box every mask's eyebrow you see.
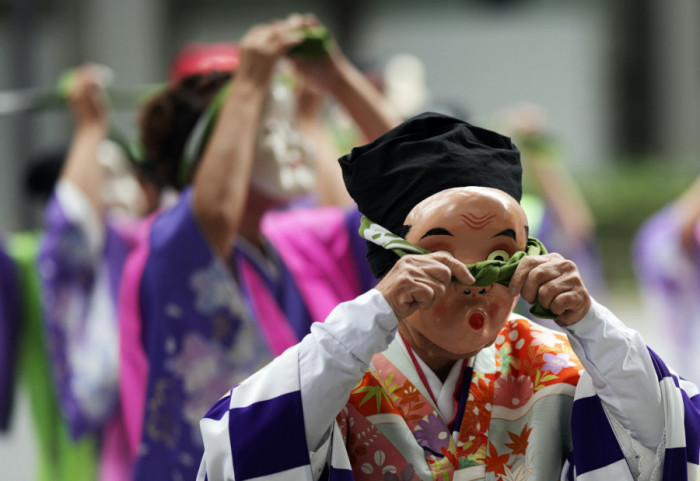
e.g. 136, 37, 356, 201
420, 227, 454, 240
492, 228, 516, 240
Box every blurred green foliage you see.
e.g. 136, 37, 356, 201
577, 158, 698, 290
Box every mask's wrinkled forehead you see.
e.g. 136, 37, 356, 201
404, 186, 529, 244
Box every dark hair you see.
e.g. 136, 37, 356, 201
24, 148, 66, 201
138, 71, 232, 190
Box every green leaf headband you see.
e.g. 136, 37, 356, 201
178, 81, 232, 188
359, 216, 556, 319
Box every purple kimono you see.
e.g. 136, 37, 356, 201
119, 189, 373, 481
633, 206, 700, 386
0, 236, 20, 431
36, 184, 156, 481
38, 193, 142, 439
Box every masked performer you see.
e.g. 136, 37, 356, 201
118, 13, 399, 481
197, 112, 699, 481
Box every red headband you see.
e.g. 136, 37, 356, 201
169, 42, 240, 84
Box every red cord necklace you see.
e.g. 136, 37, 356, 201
400, 334, 474, 435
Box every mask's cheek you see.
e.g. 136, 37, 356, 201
486, 285, 519, 322
404, 302, 477, 356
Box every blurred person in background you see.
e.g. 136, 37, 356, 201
6, 226, 102, 481
1, 143, 109, 481
375, 52, 469, 121
36, 64, 164, 481
118, 12, 399, 481
497, 103, 606, 305
633, 174, 700, 386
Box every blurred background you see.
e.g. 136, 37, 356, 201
0, 0, 698, 478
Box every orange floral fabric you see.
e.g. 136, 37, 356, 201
337, 316, 583, 480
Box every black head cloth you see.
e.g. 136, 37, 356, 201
339, 111, 522, 278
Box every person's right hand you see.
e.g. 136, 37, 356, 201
375, 252, 475, 320
236, 15, 308, 83
68, 64, 110, 135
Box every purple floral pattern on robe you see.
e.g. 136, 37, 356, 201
125, 189, 374, 481
132, 190, 305, 481
38, 194, 135, 438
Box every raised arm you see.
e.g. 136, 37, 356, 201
289, 16, 401, 207
523, 148, 595, 242
59, 64, 111, 219
37, 67, 122, 438
192, 18, 306, 258
291, 16, 401, 143
500, 103, 594, 243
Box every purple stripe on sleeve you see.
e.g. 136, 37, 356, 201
566, 452, 575, 481
684, 393, 700, 465
229, 390, 309, 479
647, 347, 678, 385
662, 447, 690, 480
327, 466, 355, 481
571, 395, 624, 474
647, 347, 668, 381
203, 393, 232, 421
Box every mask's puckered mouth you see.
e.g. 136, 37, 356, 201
468, 310, 486, 330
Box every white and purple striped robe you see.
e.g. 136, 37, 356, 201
198, 293, 700, 481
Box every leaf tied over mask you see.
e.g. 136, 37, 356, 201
359, 216, 556, 319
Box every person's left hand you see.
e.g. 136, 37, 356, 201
508, 253, 592, 326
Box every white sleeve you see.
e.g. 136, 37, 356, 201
299, 289, 398, 452
564, 299, 664, 452
55, 179, 105, 260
